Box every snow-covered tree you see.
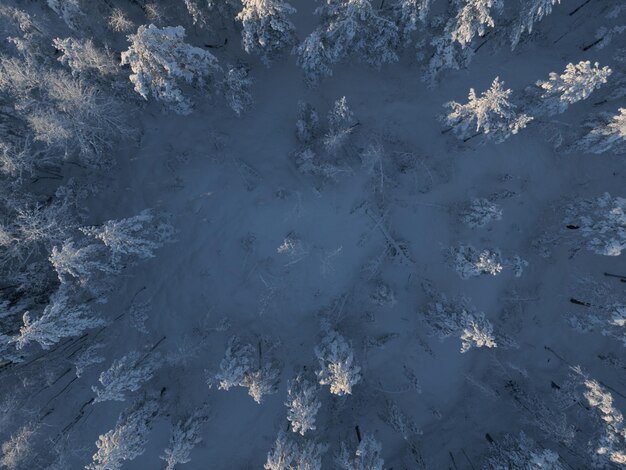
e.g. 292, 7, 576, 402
87, 398, 159, 470
286, 375, 321, 436
47, 0, 82, 29
296, 101, 320, 144
315, 329, 361, 396
446, 243, 503, 279
324, 96, 357, 153
445, 77, 532, 143
422, 292, 497, 352
53, 37, 118, 79
81, 210, 174, 268
49, 240, 117, 286
108, 8, 134, 33
484, 432, 565, 469
236, 0, 297, 66
121, 25, 222, 114
222, 65, 254, 116
450, 0, 503, 47
264, 431, 328, 470
510, 0, 561, 50
537, 61, 612, 114
92, 351, 161, 402
336, 434, 384, 470
295, 0, 399, 84
392, 0, 432, 44
461, 198, 502, 228
564, 192, 626, 256
11, 285, 104, 350
161, 407, 209, 470
0, 425, 36, 470
576, 108, 626, 154
213, 336, 280, 403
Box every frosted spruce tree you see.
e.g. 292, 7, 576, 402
444, 77, 532, 143
564, 192, 626, 256
285, 374, 321, 436
336, 434, 384, 470
576, 108, 626, 154
510, 0, 561, 50
536, 61, 612, 114
393, 0, 432, 44
49, 240, 118, 287
315, 329, 361, 396
295, 0, 399, 84
161, 407, 209, 470
92, 350, 161, 402
236, 0, 297, 66
87, 398, 159, 470
450, 0, 503, 48
264, 430, 328, 470
121, 25, 222, 114
446, 244, 503, 279
421, 292, 497, 353
324, 96, 357, 153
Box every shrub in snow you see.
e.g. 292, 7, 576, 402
236, 0, 297, 66
87, 398, 159, 470
213, 336, 280, 403
577, 108, 626, 154
11, 285, 104, 350
108, 8, 134, 32
536, 61, 612, 115
295, 0, 399, 84
293, 148, 348, 182
92, 350, 161, 402
161, 407, 209, 470
336, 433, 384, 470
422, 293, 497, 352
53, 37, 118, 79
222, 66, 254, 116
285, 375, 321, 435
81, 209, 174, 268
564, 192, 626, 256
121, 25, 222, 114
446, 244, 503, 279
324, 96, 357, 152
296, 101, 320, 144
484, 432, 564, 469
264, 430, 327, 470
0, 425, 36, 470
461, 198, 502, 228
510, 0, 561, 50
444, 77, 532, 143
315, 329, 361, 396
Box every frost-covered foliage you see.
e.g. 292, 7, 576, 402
450, 0, 503, 47
537, 61, 612, 114
49, 240, 117, 286
11, 285, 104, 350
461, 198, 502, 228
81, 210, 174, 268
564, 193, 626, 256
444, 77, 532, 142
53, 37, 117, 79
295, 0, 399, 84
87, 399, 159, 470
296, 101, 320, 143
236, 0, 297, 66
264, 430, 328, 470
422, 292, 497, 352
121, 25, 222, 114
108, 8, 134, 33
324, 96, 357, 153
583, 378, 626, 467
285, 375, 321, 435
92, 351, 161, 402
393, 0, 432, 44
47, 0, 82, 30
0, 425, 36, 470
484, 432, 565, 469
336, 434, 384, 470
446, 244, 503, 279
314, 329, 361, 395
213, 336, 280, 403
161, 407, 209, 470
577, 108, 626, 154
222, 66, 254, 116
510, 0, 561, 50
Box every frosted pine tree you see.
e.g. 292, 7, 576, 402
87, 399, 159, 470
236, 0, 297, 66
11, 285, 104, 350
393, 0, 432, 44
264, 431, 327, 470
285, 375, 321, 435
484, 432, 565, 469
537, 61, 612, 114
53, 37, 118, 79
49, 240, 118, 286
315, 329, 361, 396
161, 407, 209, 470
450, 0, 503, 47
121, 25, 222, 114
92, 351, 161, 402
81, 210, 174, 268
295, 0, 399, 84
461, 198, 502, 228
577, 108, 626, 154
564, 192, 626, 256
446, 244, 503, 279
422, 293, 497, 353
336, 434, 384, 470
324, 96, 357, 153
444, 77, 532, 142
510, 0, 561, 50
222, 66, 254, 116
